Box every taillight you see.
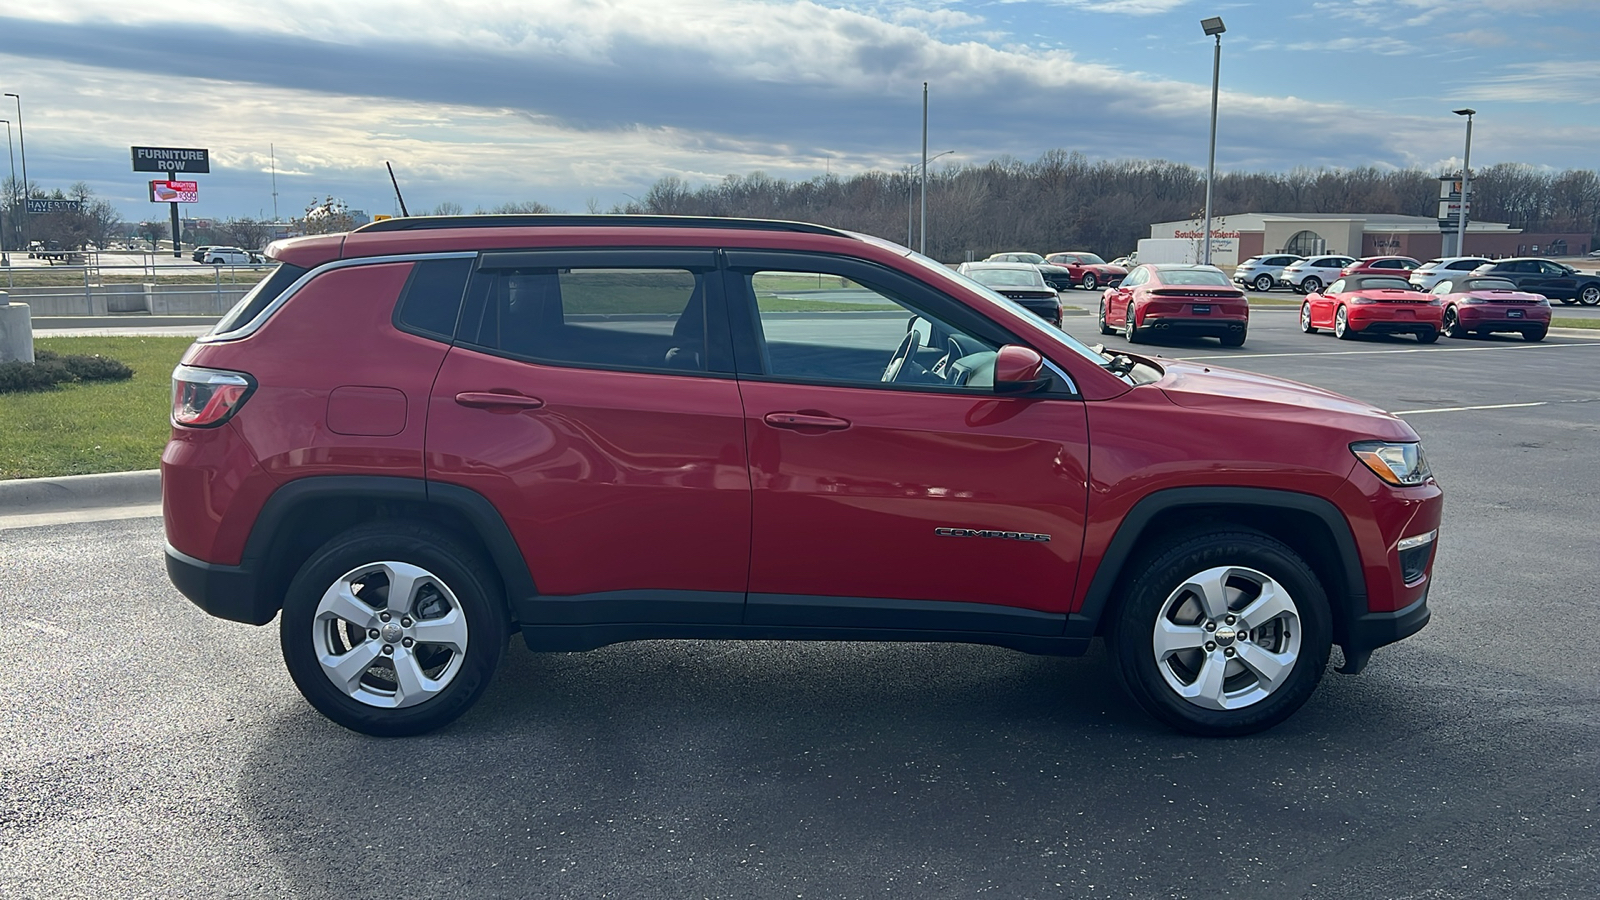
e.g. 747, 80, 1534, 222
171, 365, 255, 428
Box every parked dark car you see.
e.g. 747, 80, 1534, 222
1469, 258, 1600, 306
985, 251, 1075, 291
957, 262, 1063, 326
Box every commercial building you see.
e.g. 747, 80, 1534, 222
1149, 212, 1591, 267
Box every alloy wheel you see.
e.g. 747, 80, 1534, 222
1151, 565, 1304, 711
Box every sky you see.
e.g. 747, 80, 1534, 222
0, 0, 1596, 224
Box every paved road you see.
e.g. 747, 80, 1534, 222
3, 312, 1597, 899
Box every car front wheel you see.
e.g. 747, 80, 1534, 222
280, 522, 507, 736
1082, 273, 1099, 291
1108, 529, 1332, 736
1098, 301, 1115, 335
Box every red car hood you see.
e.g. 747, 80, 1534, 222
1089, 264, 1128, 275
1157, 360, 1416, 440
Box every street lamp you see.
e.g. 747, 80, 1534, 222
3, 94, 25, 251
1453, 108, 1475, 257
912, 151, 955, 251
0, 118, 13, 258
1200, 17, 1225, 266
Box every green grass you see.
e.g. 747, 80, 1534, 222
3, 269, 269, 287
756, 296, 900, 312
1552, 317, 1600, 330
0, 336, 194, 480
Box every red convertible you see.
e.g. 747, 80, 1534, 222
1431, 276, 1552, 342
1299, 275, 1442, 343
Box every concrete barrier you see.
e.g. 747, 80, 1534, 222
0, 293, 34, 362
0, 470, 163, 514
0, 283, 250, 316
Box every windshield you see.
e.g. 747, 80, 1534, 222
1077, 253, 1107, 265
968, 267, 1046, 288
1466, 278, 1517, 291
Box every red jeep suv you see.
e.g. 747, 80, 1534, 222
164, 215, 1442, 737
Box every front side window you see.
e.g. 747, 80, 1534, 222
740, 269, 1001, 391
460, 267, 710, 373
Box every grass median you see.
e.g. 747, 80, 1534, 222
0, 335, 193, 480
1552, 317, 1600, 329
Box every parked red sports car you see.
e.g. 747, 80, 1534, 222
1339, 256, 1421, 278
1299, 275, 1442, 343
1046, 251, 1128, 291
1431, 276, 1552, 342
1098, 264, 1249, 346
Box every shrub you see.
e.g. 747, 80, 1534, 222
0, 349, 134, 393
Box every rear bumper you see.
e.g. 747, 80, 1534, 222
1348, 310, 1441, 334
1141, 316, 1247, 336
166, 544, 276, 625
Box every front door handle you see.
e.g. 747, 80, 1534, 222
763, 412, 850, 431
455, 391, 545, 410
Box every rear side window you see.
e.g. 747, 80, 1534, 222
460, 267, 714, 373
210, 262, 310, 337
394, 258, 472, 340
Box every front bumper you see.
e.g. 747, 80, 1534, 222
1338, 590, 1431, 674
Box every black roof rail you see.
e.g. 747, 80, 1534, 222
353, 214, 854, 238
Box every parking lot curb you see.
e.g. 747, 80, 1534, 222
0, 469, 162, 515
32, 316, 220, 330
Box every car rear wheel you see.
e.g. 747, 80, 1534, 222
1220, 327, 1246, 348
1254, 274, 1274, 293
1098, 301, 1115, 335
1580, 285, 1600, 306
1301, 276, 1322, 294
1416, 328, 1439, 344
280, 522, 506, 736
1442, 307, 1465, 338
1108, 529, 1332, 736
1299, 302, 1317, 333
1523, 326, 1548, 342
1334, 306, 1356, 340
1124, 303, 1142, 343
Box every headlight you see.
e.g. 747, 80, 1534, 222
1351, 440, 1432, 486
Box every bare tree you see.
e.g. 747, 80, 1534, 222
298, 196, 357, 235
218, 217, 271, 249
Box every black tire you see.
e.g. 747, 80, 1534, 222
1098, 301, 1115, 336
1220, 327, 1246, 348
1082, 273, 1099, 291
1416, 327, 1439, 344
1301, 276, 1322, 295
1523, 326, 1547, 342
1580, 284, 1600, 306
1299, 302, 1317, 334
1124, 303, 1142, 344
1254, 274, 1274, 293
1334, 305, 1357, 340
1442, 307, 1465, 339
1559, 298, 1577, 306
1107, 529, 1332, 737
280, 522, 507, 736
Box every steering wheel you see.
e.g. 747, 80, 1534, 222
880, 330, 922, 383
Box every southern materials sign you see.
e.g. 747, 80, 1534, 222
149, 180, 199, 203
131, 146, 211, 173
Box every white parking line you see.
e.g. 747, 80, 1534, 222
1393, 397, 1600, 416
1174, 341, 1600, 361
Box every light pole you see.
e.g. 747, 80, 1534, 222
3, 94, 25, 251
1200, 17, 1225, 266
912, 152, 955, 251
0, 118, 13, 258
920, 82, 929, 255
1453, 108, 1475, 257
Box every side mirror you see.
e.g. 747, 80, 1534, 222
994, 345, 1051, 394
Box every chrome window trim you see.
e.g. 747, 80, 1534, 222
1042, 358, 1078, 396
197, 251, 480, 343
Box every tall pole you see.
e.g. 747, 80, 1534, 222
919, 81, 929, 256
0, 119, 13, 256
1454, 110, 1474, 257
5, 94, 27, 251
270, 143, 279, 222
905, 165, 914, 248
1202, 34, 1221, 266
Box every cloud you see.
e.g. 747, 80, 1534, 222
1037, 0, 1190, 13
1463, 60, 1600, 105
1284, 36, 1413, 55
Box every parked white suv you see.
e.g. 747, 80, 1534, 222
1233, 254, 1304, 293
203, 247, 252, 265
1409, 257, 1492, 292
1280, 255, 1356, 294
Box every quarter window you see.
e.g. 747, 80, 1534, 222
394, 258, 473, 340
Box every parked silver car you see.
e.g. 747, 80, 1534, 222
1232, 254, 1303, 293
1409, 257, 1492, 292
1279, 255, 1357, 294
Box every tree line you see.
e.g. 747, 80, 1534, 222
614, 151, 1600, 261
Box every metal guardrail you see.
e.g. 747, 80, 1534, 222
0, 258, 270, 316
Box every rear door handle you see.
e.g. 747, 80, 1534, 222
763, 412, 850, 431
455, 391, 545, 410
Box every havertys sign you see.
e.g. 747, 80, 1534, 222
131, 146, 210, 173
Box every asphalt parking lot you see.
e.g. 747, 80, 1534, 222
2, 310, 1597, 899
